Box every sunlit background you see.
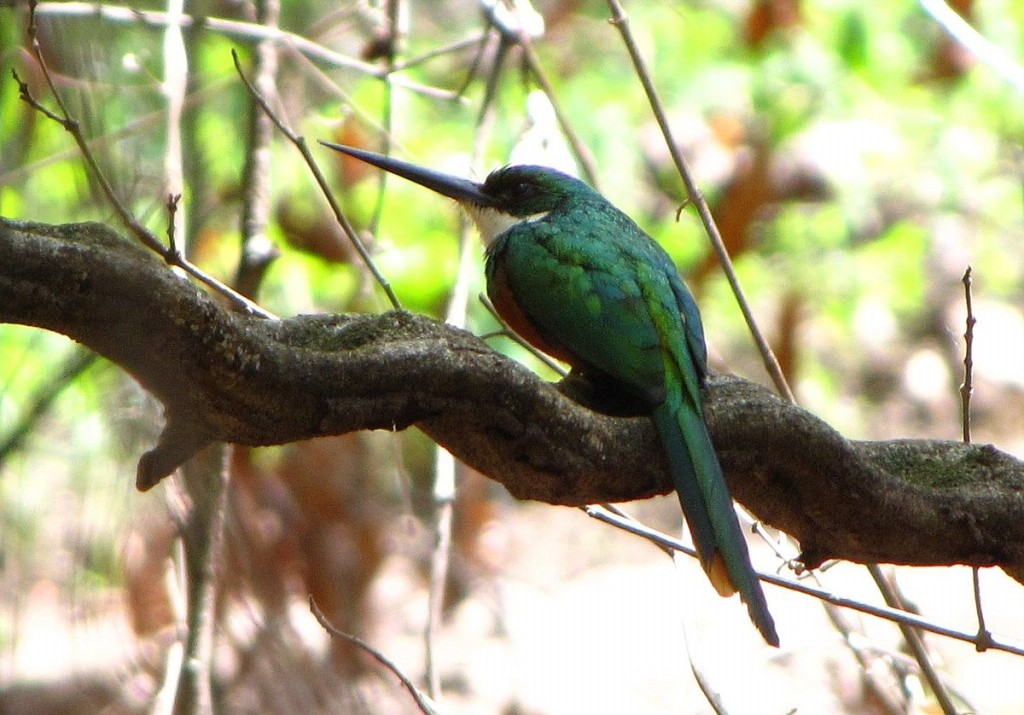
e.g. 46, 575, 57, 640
2, 0, 1024, 712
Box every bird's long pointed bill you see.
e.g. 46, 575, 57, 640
320, 141, 492, 207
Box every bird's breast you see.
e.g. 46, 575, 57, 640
486, 255, 582, 367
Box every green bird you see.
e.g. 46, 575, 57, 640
321, 141, 779, 646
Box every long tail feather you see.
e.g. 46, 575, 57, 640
653, 396, 779, 647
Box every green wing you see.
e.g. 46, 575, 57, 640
487, 204, 696, 402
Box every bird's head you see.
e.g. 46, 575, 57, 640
320, 142, 590, 244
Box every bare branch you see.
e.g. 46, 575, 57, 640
232, 50, 402, 310
31, 0, 460, 100
920, 0, 1024, 92
172, 445, 229, 715
310, 598, 443, 715
13, 19, 273, 319
235, 0, 282, 299
961, 266, 976, 443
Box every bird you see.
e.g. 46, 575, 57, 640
320, 140, 779, 646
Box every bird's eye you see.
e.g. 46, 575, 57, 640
509, 181, 532, 199
497, 183, 524, 201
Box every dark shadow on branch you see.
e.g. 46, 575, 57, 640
3, 217, 1024, 583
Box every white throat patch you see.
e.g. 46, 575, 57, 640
463, 204, 550, 246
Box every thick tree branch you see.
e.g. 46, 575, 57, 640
3, 217, 1024, 582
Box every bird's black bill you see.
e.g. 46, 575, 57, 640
319, 141, 493, 207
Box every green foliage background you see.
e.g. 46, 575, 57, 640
2, 1, 1024, 711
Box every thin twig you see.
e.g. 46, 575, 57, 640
580, 505, 1024, 658
603, 4, 967, 709
392, 0, 458, 696
960, 267, 975, 444
452, 23, 492, 100
518, 43, 600, 188
153, 539, 187, 715
473, 34, 511, 147
158, 193, 261, 313
235, 0, 282, 299
960, 267, 993, 650
603, 2, 791, 700
768, 523, 962, 715
971, 569, 992, 651
163, 0, 188, 252
277, 47, 408, 159
231, 49, 402, 309
919, 0, 1024, 93
32, 1, 460, 101
158, 11, 228, 713
603, 0, 793, 402
425, 446, 455, 701
166, 194, 183, 253
672, 550, 729, 715
310, 597, 442, 715
806, 564, 907, 715
425, 32, 502, 698
173, 444, 230, 715
14, 5, 272, 318
868, 567, 961, 715
18, 3, 162, 254
481, 0, 600, 187
366, 1, 404, 244
390, 32, 486, 72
